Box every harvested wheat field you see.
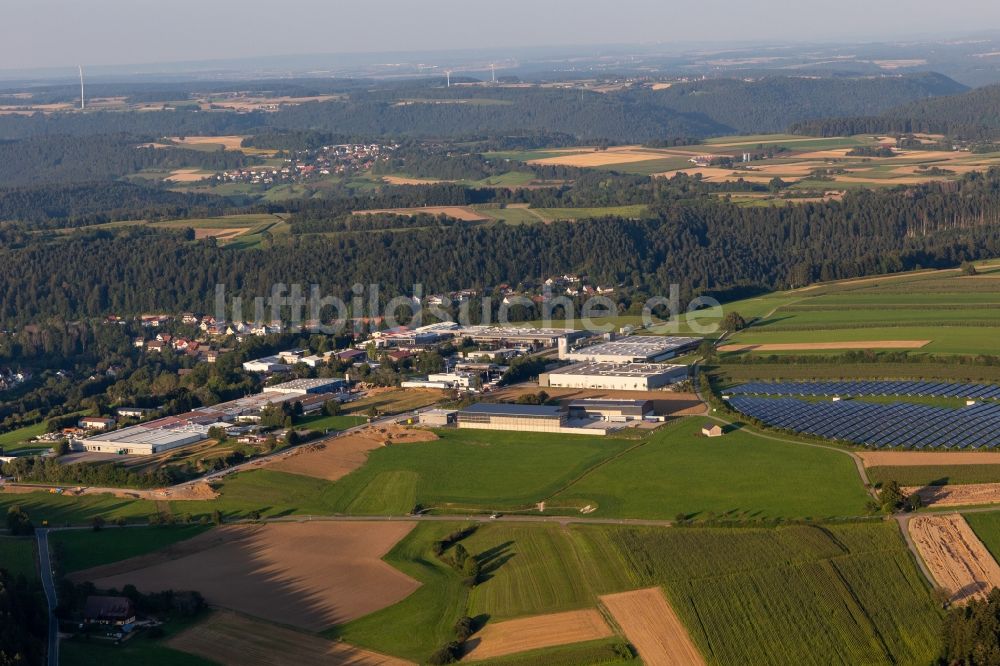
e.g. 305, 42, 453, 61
907, 483, 1000, 508
268, 426, 438, 481
381, 175, 449, 185
528, 150, 667, 168
354, 206, 487, 222
170, 135, 247, 151
78, 522, 420, 631
168, 610, 412, 666
166, 168, 213, 183
600, 588, 705, 666
860, 451, 1000, 467
462, 609, 613, 660
908, 514, 1000, 604
719, 340, 930, 353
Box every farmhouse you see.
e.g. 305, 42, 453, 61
562, 336, 701, 363
456, 403, 608, 435
83, 595, 136, 627
567, 399, 653, 422
539, 362, 688, 391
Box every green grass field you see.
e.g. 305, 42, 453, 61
294, 413, 366, 432
0, 421, 49, 451
0, 492, 156, 526
551, 418, 870, 520
719, 262, 1000, 357
50, 525, 210, 574
338, 520, 938, 665
0, 537, 36, 579
614, 522, 941, 665
965, 512, 1000, 562
322, 428, 636, 514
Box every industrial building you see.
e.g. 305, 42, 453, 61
266, 378, 347, 395
78, 423, 212, 455
538, 362, 688, 391
454, 326, 588, 348
419, 409, 458, 426
455, 403, 606, 435
561, 336, 700, 363
566, 399, 653, 422
402, 372, 481, 390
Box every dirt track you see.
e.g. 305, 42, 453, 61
462, 609, 613, 660
168, 610, 412, 665
266, 425, 437, 481
600, 588, 705, 666
861, 451, 1000, 467
1, 481, 216, 501
78, 522, 421, 631
907, 483, 1000, 508
719, 340, 930, 352
908, 514, 1000, 604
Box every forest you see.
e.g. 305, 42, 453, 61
791, 83, 1000, 140
2, 172, 1000, 328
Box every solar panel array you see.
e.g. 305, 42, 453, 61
728, 396, 1000, 449
728, 381, 1000, 400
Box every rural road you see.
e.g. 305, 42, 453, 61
35, 529, 59, 666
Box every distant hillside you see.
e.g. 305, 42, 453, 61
791, 83, 1000, 139
635, 73, 967, 134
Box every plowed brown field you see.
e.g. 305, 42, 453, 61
77, 522, 420, 631
908, 514, 1000, 604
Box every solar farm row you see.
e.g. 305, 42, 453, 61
728, 381, 1000, 400
727, 396, 1000, 449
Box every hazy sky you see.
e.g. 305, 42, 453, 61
5, 0, 1000, 71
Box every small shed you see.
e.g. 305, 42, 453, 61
701, 423, 724, 438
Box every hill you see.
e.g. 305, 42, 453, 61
791, 83, 1000, 139
638, 73, 966, 134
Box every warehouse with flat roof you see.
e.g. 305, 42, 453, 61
539, 362, 688, 391
567, 399, 653, 422
78, 423, 211, 455
562, 336, 700, 363
266, 378, 347, 395
454, 326, 588, 347
456, 403, 606, 435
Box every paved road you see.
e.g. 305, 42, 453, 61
36, 529, 58, 666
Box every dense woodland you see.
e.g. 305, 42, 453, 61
792, 84, 1000, 140
2, 172, 1000, 328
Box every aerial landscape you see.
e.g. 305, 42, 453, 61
10, 1, 1000, 664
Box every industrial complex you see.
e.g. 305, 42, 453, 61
539, 361, 689, 391
77, 377, 346, 455
561, 335, 701, 363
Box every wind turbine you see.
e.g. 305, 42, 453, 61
490, 63, 496, 84
78, 65, 85, 110
445, 70, 452, 88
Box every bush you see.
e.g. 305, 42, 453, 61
427, 642, 462, 665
